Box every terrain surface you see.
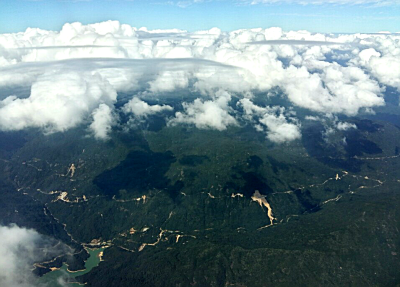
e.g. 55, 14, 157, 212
1, 94, 400, 286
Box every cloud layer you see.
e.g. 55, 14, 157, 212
170, 90, 237, 130
0, 21, 399, 142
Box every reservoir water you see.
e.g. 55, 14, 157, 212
39, 247, 105, 286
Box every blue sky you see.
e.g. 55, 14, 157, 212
0, 0, 399, 34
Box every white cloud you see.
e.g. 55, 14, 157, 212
0, 224, 63, 287
352, 47, 400, 92
262, 115, 302, 143
336, 121, 357, 130
282, 64, 384, 116
305, 115, 321, 121
148, 70, 189, 92
169, 90, 237, 130
90, 103, 116, 139
239, 98, 301, 143
123, 97, 173, 118
0, 71, 117, 133
0, 21, 399, 140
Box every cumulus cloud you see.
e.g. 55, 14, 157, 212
169, 90, 237, 130
0, 71, 117, 133
123, 97, 173, 118
352, 47, 400, 92
336, 121, 357, 130
90, 103, 117, 139
239, 98, 301, 143
148, 70, 189, 92
0, 21, 399, 141
0, 224, 63, 287
282, 64, 385, 115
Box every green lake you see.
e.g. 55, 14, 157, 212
39, 248, 105, 286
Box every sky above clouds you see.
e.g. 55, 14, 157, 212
1, 0, 400, 34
